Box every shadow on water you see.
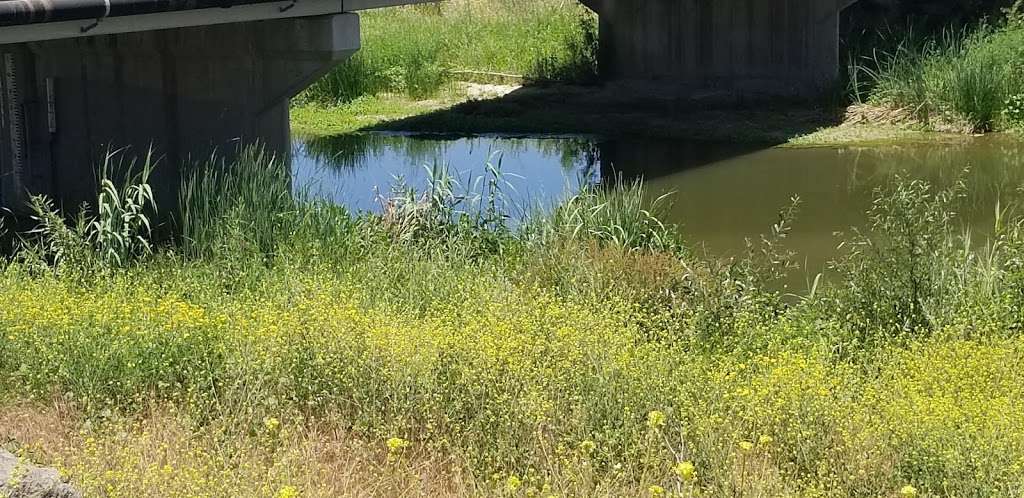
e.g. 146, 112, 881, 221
294, 131, 1024, 290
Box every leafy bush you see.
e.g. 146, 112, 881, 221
526, 11, 599, 84
1004, 93, 1024, 127
825, 178, 965, 345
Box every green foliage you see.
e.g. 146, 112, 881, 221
1004, 93, 1024, 127
90, 151, 157, 267
300, 0, 597, 105
23, 150, 157, 276
825, 178, 965, 345
539, 177, 681, 254
1005, 0, 1024, 26
526, 11, 599, 84
852, 15, 1024, 131
179, 146, 296, 259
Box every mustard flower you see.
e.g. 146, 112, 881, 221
506, 475, 522, 492
674, 461, 697, 482
387, 437, 410, 452
647, 410, 666, 429
276, 486, 300, 498
263, 417, 280, 433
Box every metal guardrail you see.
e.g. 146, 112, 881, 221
0, 0, 436, 27
0, 0, 286, 27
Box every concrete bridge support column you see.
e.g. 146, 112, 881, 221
582, 0, 857, 98
0, 13, 359, 213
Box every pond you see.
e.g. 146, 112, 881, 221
292, 133, 1024, 289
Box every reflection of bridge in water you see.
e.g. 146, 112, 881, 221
0, 0, 858, 212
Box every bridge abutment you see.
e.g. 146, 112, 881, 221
0, 13, 359, 213
582, 0, 857, 99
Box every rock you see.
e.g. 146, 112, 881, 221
0, 450, 81, 498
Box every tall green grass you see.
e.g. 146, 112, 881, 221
178, 147, 296, 259
851, 7, 1024, 132
536, 177, 681, 253
300, 0, 597, 105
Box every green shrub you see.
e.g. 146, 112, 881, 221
853, 14, 1024, 131
526, 11, 599, 84
824, 178, 966, 346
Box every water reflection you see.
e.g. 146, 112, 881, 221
293, 133, 1024, 281
293, 133, 599, 216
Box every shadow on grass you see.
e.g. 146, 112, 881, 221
360, 83, 846, 145
314, 83, 845, 180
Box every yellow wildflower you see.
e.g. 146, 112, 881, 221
899, 485, 918, 498
276, 485, 300, 498
649, 484, 665, 497
506, 475, 522, 492
263, 417, 280, 433
674, 461, 697, 482
386, 437, 410, 452
647, 410, 666, 429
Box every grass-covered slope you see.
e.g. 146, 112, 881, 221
3, 155, 1024, 496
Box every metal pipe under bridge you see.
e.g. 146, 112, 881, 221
0, 0, 859, 213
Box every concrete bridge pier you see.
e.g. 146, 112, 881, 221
581, 0, 858, 99
0, 13, 359, 213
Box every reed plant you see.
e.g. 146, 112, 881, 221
537, 177, 681, 253
178, 146, 296, 259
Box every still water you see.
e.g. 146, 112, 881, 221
293, 133, 1024, 284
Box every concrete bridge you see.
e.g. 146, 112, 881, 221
582, 0, 859, 97
0, 0, 858, 212
0, 0, 430, 211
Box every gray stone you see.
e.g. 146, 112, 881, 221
0, 450, 81, 498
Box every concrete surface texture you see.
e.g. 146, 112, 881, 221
0, 14, 359, 212
582, 0, 859, 97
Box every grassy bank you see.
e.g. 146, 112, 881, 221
298, 0, 596, 107
2, 152, 1024, 496
850, 4, 1024, 133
